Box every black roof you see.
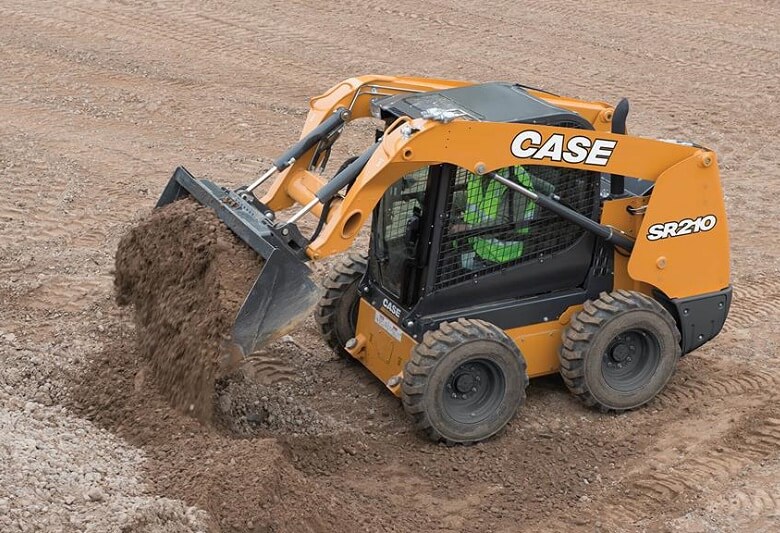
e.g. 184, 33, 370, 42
375, 82, 593, 129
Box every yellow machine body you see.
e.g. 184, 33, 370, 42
251, 76, 729, 394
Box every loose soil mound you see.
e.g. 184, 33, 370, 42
68, 336, 365, 533
115, 199, 262, 422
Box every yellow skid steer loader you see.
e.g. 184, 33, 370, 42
156, 76, 731, 443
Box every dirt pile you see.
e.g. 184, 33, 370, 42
68, 334, 365, 533
215, 368, 343, 437
115, 199, 262, 422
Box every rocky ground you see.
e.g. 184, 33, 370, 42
1, 0, 779, 531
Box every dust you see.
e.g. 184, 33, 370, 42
114, 198, 262, 422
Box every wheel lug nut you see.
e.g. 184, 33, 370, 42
471, 387, 477, 392
451, 393, 458, 399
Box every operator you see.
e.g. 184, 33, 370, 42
458, 166, 541, 270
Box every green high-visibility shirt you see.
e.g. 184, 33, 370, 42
463, 166, 537, 263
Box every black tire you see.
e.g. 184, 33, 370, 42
401, 318, 528, 444
559, 290, 681, 411
315, 253, 367, 356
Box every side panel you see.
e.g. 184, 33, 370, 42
504, 305, 582, 378
349, 297, 587, 394
629, 155, 730, 297
348, 298, 418, 396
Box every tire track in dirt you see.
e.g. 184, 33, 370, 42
723, 273, 780, 333
0, 140, 118, 250
239, 352, 297, 386
722, 486, 780, 519
416, 0, 780, 84
0, 39, 199, 101
596, 405, 780, 528
319, 0, 766, 135
647, 0, 780, 23
32, 1, 330, 86
23, 276, 112, 313
0, 48, 287, 153
0, 10, 323, 158
654, 367, 779, 408
0, 5, 294, 96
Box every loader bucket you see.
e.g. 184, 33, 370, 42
157, 167, 321, 357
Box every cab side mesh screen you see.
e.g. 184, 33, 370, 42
433, 165, 599, 290
380, 168, 429, 241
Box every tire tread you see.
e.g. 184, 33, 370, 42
315, 252, 368, 355
401, 318, 529, 445
559, 290, 682, 411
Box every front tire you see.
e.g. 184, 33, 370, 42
559, 290, 681, 411
401, 318, 528, 444
315, 253, 367, 357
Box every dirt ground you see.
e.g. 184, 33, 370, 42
1, 0, 779, 531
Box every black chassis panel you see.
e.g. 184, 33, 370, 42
360, 242, 614, 341
656, 286, 732, 354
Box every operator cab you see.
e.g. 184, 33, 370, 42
364, 83, 611, 339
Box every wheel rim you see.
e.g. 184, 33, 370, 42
442, 358, 506, 424
601, 328, 661, 392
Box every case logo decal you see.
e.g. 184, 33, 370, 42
382, 297, 402, 319
511, 130, 617, 167
646, 215, 718, 241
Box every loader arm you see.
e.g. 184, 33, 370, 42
259, 75, 615, 216
307, 118, 729, 300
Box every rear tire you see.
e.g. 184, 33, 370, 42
401, 318, 528, 444
315, 253, 367, 357
559, 290, 681, 411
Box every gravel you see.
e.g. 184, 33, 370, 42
0, 336, 211, 532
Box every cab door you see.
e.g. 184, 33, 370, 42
368, 165, 442, 310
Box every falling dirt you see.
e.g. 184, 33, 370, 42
114, 198, 262, 422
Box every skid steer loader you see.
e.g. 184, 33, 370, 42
157, 76, 731, 443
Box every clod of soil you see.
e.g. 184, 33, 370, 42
214, 357, 344, 437
115, 198, 263, 422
